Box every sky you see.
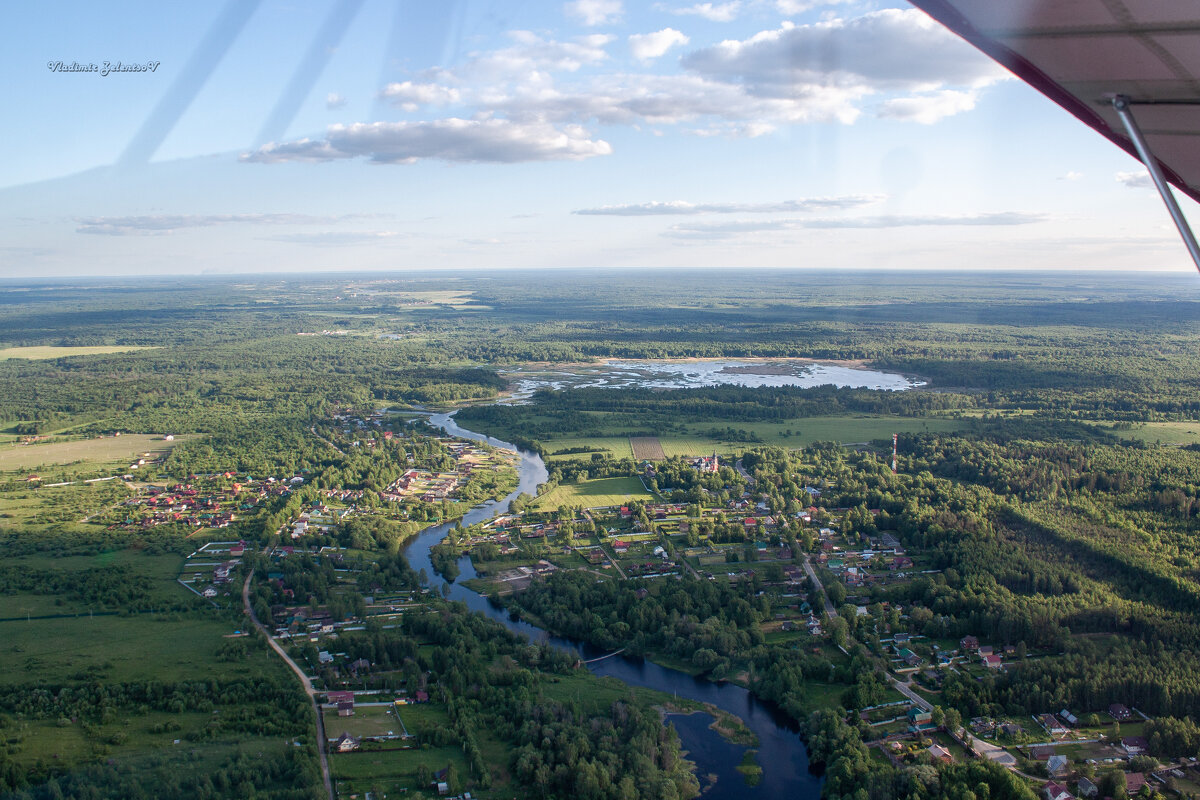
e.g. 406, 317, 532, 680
3, 0, 1199, 277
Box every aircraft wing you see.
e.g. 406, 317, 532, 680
909, 0, 1200, 205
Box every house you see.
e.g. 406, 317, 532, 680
612, 540, 630, 554
1125, 773, 1146, 794
960, 635, 979, 651
982, 654, 1003, 669
337, 701, 355, 717
415, 690, 429, 703
1060, 709, 1079, 726
1076, 777, 1098, 798
327, 691, 354, 704
318, 651, 334, 664
1047, 754, 1070, 777
1042, 782, 1073, 800
1108, 703, 1132, 721
334, 732, 360, 752
1121, 736, 1149, 756
978, 645, 994, 657
908, 708, 933, 727
927, 744, 953, 764
1040, 714, 1068, 735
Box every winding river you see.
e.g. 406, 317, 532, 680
402, 412, 823, 799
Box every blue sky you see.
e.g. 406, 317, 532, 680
3, 0, 1197, 276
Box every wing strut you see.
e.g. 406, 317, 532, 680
1110, 96, 1200, 273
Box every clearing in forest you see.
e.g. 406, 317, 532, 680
0, 434, 179, 471
0, 345, 156, 360
630, 437, 666, 461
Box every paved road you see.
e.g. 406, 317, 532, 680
243, 567, 335, 800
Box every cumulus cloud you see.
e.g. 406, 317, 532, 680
243, 119, 612, 164
771, 0, 851, 14
666, 211, 1047, 238
1059, 171, 1083, 181
381, 81, 463, 111
488, 71, 870, 126
1116, 170, 1152, 189
326, 93, 347, 109
565, 0, 622, 26
575, 195, 881, 215
682, 9, 1006, 97
75, 213, 351, 236
664, 2, 742, 22
877, 89, 979, 124
629, 28, 690, 61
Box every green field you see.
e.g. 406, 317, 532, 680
324, 705, 405, 739
532, 476, 655, 510
333, 744, 470, 796
1099, 421, 1200, 445
0, 345, 157, 360
535, 416, 969, 462
0, 433, 179, 471
544, 436, 635, 461
0, 614, 268, 685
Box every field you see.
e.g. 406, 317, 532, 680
630, 436, 666, 460
0, 614, 267, 685
512, 415, 971, 464
532, 476, 655, 511
544, 436, 634, 461
0, 433, 178, 471
1100, 421, 1200, 446
324, 704, 406, 739
0, 345, 156, 360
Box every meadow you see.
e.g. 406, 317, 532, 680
531, 476, 655, 510
0, 345, 156, 360
0, 433, 178, 471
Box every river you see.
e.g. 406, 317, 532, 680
402, 412, 823, 799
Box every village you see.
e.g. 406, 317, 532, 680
434, 449, 1199, 799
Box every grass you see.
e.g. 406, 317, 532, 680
323, 705, 404, 739
0, 345, 156, 360
532, 476, 655, 511
333, 745, 470, 796
1098, 421, 1200, 446
544, 436, 634, 461
533, 416, 970, 463
0, 614, 273, 686
0, 433, 179, 472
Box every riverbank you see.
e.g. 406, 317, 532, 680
406, 411, 824, 799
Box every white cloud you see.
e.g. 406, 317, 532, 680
629, 28, 690, 61
326, 93, 347, 110
682, 9, 1006, 98
1116, 170, 1152, 189
1059, 171, 1083, 181
464, 31, 612, 78
664, 2, 742, 22
267, 231, 402, 246
75, 213, 351, 236
575, 195, 881, 215
666, 211, 1047, 238
565, 0, 622, 26
381, 81, 462, 111
771, 0, 850, 14
243, 119, 613, 165
877, 89, 978, 124
487, 71, 870, 126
